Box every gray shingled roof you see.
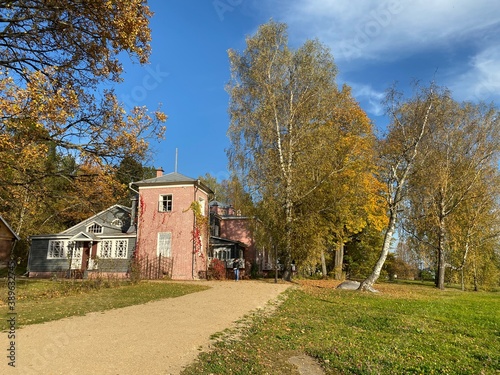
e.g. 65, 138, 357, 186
134, 172, 196, 185
133, 172, 214, 194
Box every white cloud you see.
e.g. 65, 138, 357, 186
451, 46, 500, 102
348, 83, 385, 116
272, 0, 500, 63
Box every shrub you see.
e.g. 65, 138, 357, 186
208, 259, 226, 280
128, 258, 142, 284
250, 262, 259, 279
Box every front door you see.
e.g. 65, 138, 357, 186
87, 243, 97, 270
69, 241, 84, 270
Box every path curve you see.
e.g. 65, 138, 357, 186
4, 280, 292, 375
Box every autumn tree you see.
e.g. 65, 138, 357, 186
227, 21, 378, 279
343, 225, 386, 279
292, 86, 386, 279
0, 1, 166, 246
446, 170, 500, 290
403, 98, 500, 289
200, 173, 254, 215
359, 83, 437, 291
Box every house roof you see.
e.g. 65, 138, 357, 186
210, 236, 248, 248
209, 200, 230, 208
132, 171, 214, 194
60, 204, 131, 235
0, 215, 20, 241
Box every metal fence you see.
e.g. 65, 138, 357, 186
133, 254, 173, 279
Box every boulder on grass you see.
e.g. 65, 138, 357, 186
336, 280, 379, 293
336, 280, 361, 290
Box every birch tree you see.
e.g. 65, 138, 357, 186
446, 170, 500, 290
403, 99, 500, 289
227, 21, 375, 280
359, 84, 436, 291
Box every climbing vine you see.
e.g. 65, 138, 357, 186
184, 201, 208, 258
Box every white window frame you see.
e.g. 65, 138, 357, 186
97, 239, 128, 259
113, 240, 128, 259
47, 240, 67, 259
98, 240, 113, 258
214, 247, 230, 261
199, 197, 206, 216
158, 194, 173, 212
87, 222, 103, 234
157, 232, 172, 257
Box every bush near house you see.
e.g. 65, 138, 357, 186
208, 258, 226, 280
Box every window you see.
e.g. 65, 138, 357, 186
214, 247, 231, 261
159, 194, 173, 212
114, 240, 128, 258
87, 222, 103, 234
99, 240, 113, 258
47, 240, 66, 259
97, 239, 128, 259
199, 197, 205, 216
157, 232, 172, 257
111, 219, 123, 228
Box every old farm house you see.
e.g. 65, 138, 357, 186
28, 205, 136, 278
28, 170, 259, 280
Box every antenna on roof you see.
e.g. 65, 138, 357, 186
175, 148, 178, 173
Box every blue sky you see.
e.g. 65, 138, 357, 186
115, 0, 500, 181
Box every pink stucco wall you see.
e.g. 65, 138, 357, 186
220, 217, 256, 266
220, 218, 252, 246
136, 184, 210, 280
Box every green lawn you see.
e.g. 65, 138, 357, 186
183, 280, 500, 375
1, 278, 208, 331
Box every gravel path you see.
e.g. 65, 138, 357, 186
3, 280, 292, 375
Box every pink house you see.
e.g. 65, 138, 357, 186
209, 202, 256, 278
132, 169, 213, 280
28, 169, 265, 281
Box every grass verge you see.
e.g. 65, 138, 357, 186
182, 280, 500, 375
1, 278, 208, 331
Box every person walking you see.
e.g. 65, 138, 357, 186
233, 258, 240, 281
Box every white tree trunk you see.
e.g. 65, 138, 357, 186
359, 208, 397, 290
320, 249, 327, 278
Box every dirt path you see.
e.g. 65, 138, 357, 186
3, 280, 292, 375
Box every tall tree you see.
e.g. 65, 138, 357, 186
359, 83, 437, 291
200, 173, 254, 215
0, 1, 166, 242
403, 98, 500, 289
227, 21, 376, 279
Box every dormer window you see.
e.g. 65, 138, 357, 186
111, 219, 123, 228
87, 222, 103, 234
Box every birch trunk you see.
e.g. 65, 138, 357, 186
334, 243, 344, 280
359, 207, 397, 290
359, 86, 434, 291
320, 249, 327, 279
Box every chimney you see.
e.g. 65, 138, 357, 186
156, 167, 164, 178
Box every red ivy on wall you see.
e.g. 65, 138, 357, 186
185, 201, 207, 259
192, 227, 203, 257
